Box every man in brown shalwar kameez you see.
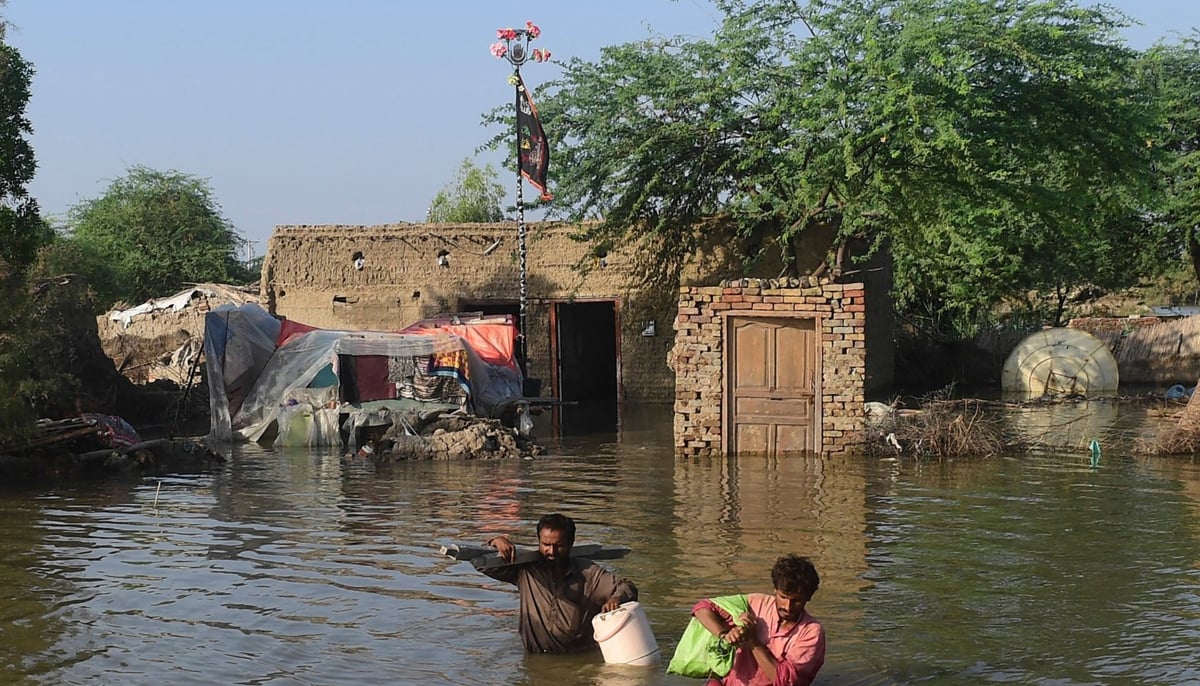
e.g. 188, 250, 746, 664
484, 513, 638, 654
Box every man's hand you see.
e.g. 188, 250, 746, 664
726, 610, 759, 646
723, 623, 749, 645
602, 597, 622, 613
489, 535, 515, 562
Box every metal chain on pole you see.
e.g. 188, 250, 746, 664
514, 73, 529, 379
492, 24, 545, 392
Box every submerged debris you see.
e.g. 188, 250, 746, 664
1143, 426, 1200, 455
867, 388, 1195, 460
0, 414, 224, 482
350, 411, 542, 462
865, 396, 1014, 460
1141, 392, 1200, 455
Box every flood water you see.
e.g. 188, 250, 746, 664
2, 404, 1199, 685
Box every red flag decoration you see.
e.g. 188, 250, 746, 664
516, 74, 553, 202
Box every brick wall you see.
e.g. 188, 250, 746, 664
670, 278, 867, 457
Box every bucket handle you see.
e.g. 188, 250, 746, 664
592, 605, 634, 643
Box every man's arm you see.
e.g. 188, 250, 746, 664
582, 561, 637, 612
692, 600, 753, 647
742, 631, 781, 683
478, 534, 520, 584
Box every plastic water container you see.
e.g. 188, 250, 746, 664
591, 601, 661, 666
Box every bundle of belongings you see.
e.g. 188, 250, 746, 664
666, 595, 750, 679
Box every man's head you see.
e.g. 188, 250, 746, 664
771, 554, 820, 623
536, 513, 576, 568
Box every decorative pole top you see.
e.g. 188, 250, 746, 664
490, 21, 551, 73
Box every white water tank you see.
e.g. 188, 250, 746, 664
1001, 327, 1119, 397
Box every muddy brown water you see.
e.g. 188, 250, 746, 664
1, 403, 1198, 685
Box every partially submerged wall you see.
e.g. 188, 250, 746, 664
260, 223, 679, 403
260, 222, 894, 408
98, 284, 259, 385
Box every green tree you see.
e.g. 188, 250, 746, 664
1143, 36, 1200, 284
0, 17, 44, 270
496, 0, 1159, 335
65, 166, 249, 306
426, 157, 506, 223
0, 8, 48, 442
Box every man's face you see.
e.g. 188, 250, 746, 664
773, 588, 809, 624
538, 527, 572, 567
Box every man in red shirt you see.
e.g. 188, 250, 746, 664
691, 554, 825, 686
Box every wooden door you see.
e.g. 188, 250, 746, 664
726, 316, 818, 456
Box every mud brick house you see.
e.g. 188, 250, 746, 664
259, 221, 893, 455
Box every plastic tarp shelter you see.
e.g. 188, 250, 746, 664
400, 313, 523, 414
204, 304, 523, 447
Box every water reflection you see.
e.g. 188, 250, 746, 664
1003, 398, 1174, 451
0, 402, 1198, 684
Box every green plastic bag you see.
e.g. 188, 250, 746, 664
666, 594, 750, 678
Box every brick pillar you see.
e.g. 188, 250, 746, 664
670, 278, 866, 456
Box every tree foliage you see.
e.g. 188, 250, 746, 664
0, 13, 50, 441
65, 166, 252, 306
500, 0, 1161, 334
0, 32, 44, 269
426, 157, 506, 223
1142, 35, 1200, 283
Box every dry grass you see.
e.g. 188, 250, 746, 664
868, 390, 1197, 459
865, 390, 1016, 460
1141, 426, 1200, 455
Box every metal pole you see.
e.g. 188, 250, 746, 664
495, 25, 539, 388
515, 70, 528, 380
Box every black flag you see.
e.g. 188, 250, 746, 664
516, 74, 553, 201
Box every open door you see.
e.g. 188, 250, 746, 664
552, 300, 620, 434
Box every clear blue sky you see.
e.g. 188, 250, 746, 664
5, 1, 1197, 256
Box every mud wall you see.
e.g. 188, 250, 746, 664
97, 286, 259, 385
260, 222, 894, 404
260, 223, 680, 403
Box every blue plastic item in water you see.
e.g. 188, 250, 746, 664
1166, 384, 1188, 400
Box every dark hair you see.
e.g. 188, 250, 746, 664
772, 554, 819, 599
537, 513, 576, 545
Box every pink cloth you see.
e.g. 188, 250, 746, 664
692, 593, 825, 686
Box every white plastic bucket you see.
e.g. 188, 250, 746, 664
591, 601, 661, 666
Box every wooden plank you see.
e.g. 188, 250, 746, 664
438, 542, 630, 570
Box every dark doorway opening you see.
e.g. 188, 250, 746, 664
553, 300, 619, 435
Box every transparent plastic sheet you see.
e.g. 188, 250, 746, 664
204, 304, 283, 445
340, 407, 401, 451
273, 386, 339, 447
236, 330, 467, 444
